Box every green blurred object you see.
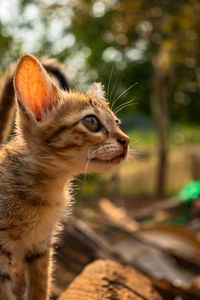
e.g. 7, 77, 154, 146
178, 181, 200, 203
176, 181, 200, 223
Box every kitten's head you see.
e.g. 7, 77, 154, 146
14, 55, 129, 175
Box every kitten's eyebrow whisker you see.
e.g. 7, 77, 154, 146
107, 65, 114, 99
112, 78, 122, 107
71, 80, 78, 91
115, 103, 133, 115
115, 97, 134, 111
110, 78, 120, 110
71, 80, 83, 93
111, 82, 137, 111
114, 98, 135, 115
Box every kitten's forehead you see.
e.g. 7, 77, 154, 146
62, 90, 115, 121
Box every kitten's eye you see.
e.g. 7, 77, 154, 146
82, 116, 101, 132
116, 119, 121, 129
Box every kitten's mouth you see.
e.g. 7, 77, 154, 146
90, 152, 126, 165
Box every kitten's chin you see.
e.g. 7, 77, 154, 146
87, 152, 127, 173
90, 153, 125, 165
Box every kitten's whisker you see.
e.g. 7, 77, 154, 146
87, 145, 107, 160
114, 98, 135, 115
82, 146, 106, 184
71, 80, 78, 91
83, 153, 91, 185
114, 97, 134, 112
112, 82, 137, 110
130, 139, 141, 147
71, 80, 82, 93
110, 78, 119, 110
128, 149, 138, 155
127, 154, 136, 162
112, 78, 122, 107
107, 65, 114, 99
115, 103, 132, 115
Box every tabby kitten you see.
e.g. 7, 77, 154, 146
0, 54, 129, 300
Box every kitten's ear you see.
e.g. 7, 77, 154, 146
86, 82, 107, 101
14, 54, 59, 121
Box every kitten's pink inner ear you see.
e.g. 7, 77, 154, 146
14, 55, 55, 120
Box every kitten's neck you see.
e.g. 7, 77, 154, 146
3, 137, 73, 204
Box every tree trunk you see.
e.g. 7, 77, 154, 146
150, 49, 173, 196
157, 142, 168, 196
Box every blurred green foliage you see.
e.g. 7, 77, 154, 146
1, 0, 200, 125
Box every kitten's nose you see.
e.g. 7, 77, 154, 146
117, 136, 130, 150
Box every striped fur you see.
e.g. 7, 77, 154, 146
0, 54, 129, 299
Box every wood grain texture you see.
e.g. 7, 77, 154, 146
58, 259, 163, 300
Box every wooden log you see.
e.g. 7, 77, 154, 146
99, 198, 200, 269
58, 259, 163, 300
129, 197, 181, 220
53, 216, 200, 300
152, 278, 200, 300
99, 198, 139, 232
56, 218, 126, 267
53, 218, 128, 293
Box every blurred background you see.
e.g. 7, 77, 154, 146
1, 0, 200, 299
1, 0, 200, 199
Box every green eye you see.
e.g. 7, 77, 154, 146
82, 116, 101, 132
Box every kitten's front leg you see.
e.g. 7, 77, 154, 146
26, 244, 53, 300
13, 260, 27, 300
0, 244, 16, 300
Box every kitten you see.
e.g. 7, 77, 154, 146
0, 54, 129, 300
